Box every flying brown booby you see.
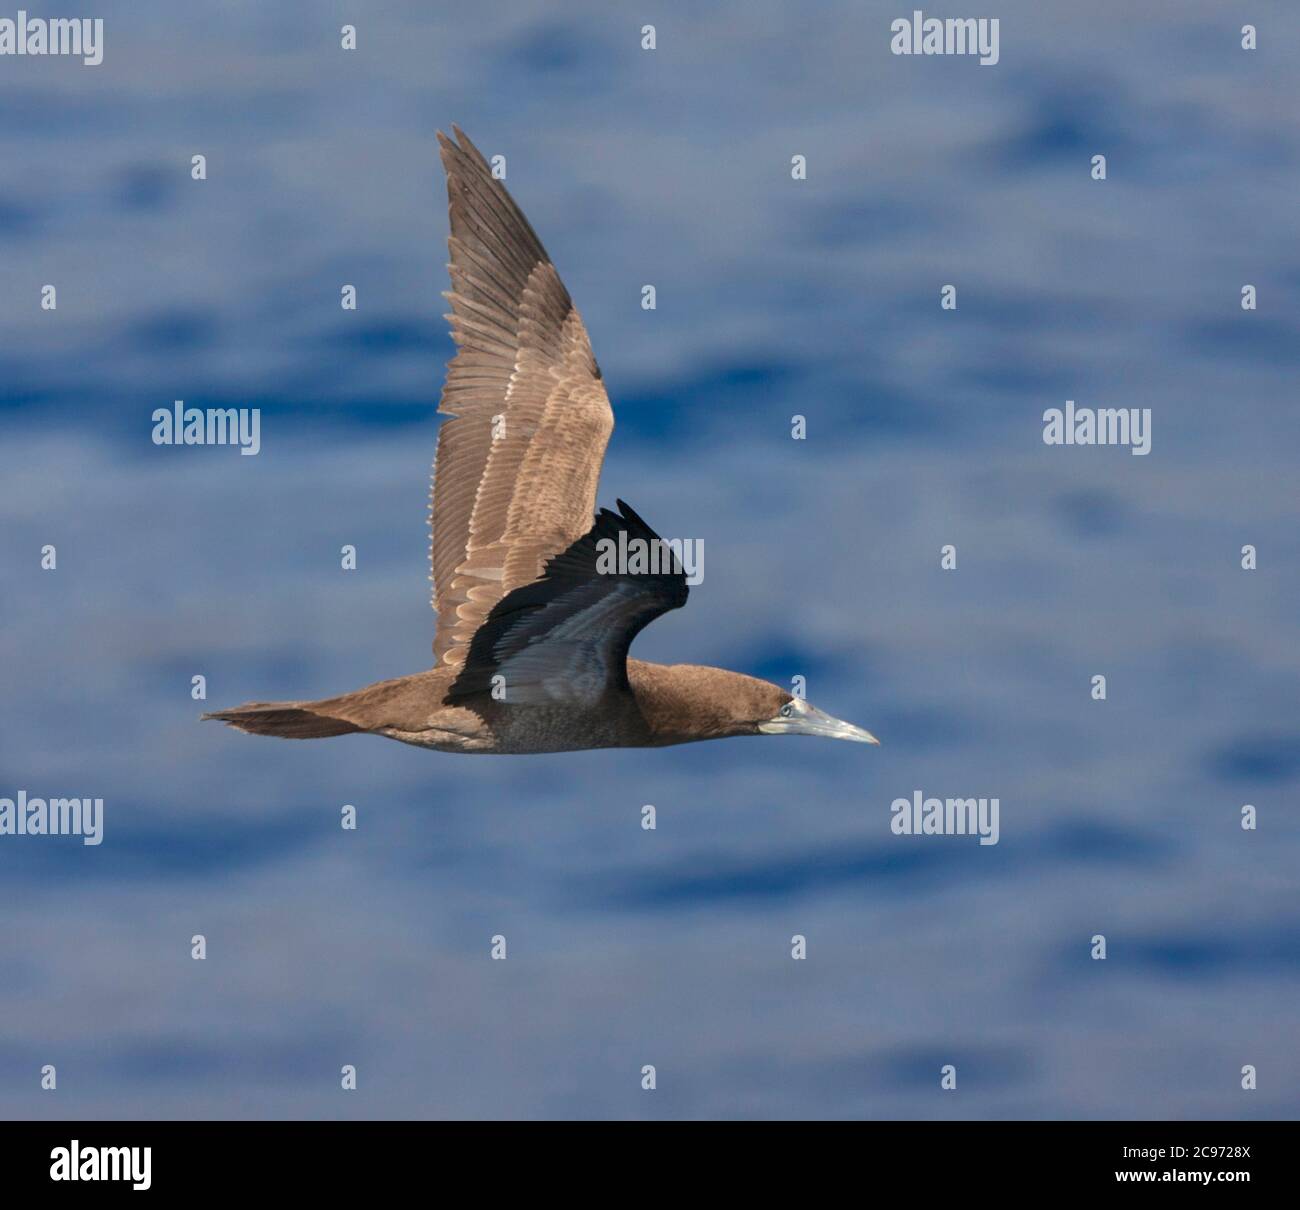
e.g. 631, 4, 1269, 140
204, 127, 878, 754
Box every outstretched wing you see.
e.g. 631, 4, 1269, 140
430, 126, 614, 668
447, 501, 688, 707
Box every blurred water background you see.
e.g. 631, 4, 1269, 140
1, 0, 1298, 1118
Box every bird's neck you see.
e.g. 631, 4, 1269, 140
625, 659, 756, 745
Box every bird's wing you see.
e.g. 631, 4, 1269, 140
446, 501, 688, 707
430, 126, 614, 668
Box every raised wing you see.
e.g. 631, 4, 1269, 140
447, 501, 688, 707
430, 126, 614, 667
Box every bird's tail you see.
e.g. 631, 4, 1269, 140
201, 699, 361, 739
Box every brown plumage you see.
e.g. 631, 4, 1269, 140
204, 127, 878, 754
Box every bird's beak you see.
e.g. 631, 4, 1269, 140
758, 700, 880, 744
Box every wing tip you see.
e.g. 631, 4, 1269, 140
614, 498, 657, 537
438, 123, 487, 173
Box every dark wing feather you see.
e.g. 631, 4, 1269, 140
447, 501, 688, 706
431, 126, 614, 668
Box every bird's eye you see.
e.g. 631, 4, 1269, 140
780, 703, 795, 718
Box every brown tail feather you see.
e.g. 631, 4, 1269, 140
202, 701, 361, 739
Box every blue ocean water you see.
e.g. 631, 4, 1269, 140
1, 1, 1297, 1119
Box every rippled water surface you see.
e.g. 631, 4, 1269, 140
1, 2, 1297, 1118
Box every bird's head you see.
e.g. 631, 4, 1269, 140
630, 663, 878, 746
753, 685, 880, 744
